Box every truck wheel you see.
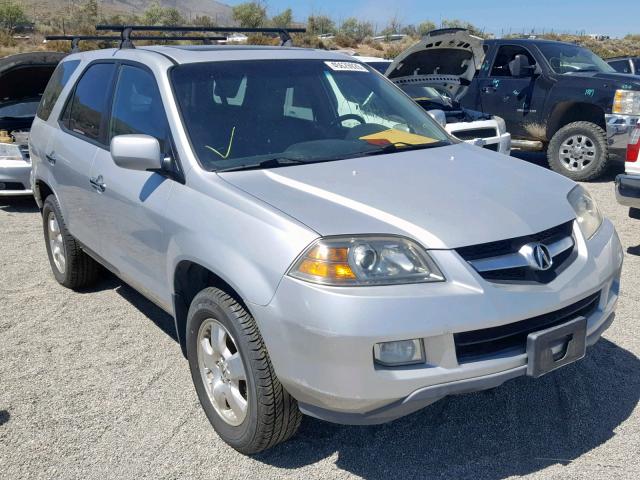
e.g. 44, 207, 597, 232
42, 195, 101, 289
547, 121, 609, 181
186, 287, 302, 454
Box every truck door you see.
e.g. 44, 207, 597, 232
477, 44, 550, 139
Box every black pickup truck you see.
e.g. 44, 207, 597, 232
386, 29, 640, 180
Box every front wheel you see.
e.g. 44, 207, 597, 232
186, 287, 301, 454
547, 121, 609, 181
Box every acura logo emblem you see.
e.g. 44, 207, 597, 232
519, 242, 553, 271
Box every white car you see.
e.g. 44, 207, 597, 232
362, 56, 511, 154
615, 123, 640, 217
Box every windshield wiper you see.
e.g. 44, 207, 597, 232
215, 156, 307, 173
363, 141, 450, 156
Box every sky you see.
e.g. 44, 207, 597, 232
225, 0, 640, 38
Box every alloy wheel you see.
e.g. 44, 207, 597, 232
197, 318, 248, 426
558, 134, 597, 171
47, 211, 66, 274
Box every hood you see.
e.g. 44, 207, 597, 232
386, 28, 485, 102
220, 143, 577, 250
562, 70, 640, 87
0, 52, 65, 104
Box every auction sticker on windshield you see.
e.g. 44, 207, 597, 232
324, 61, 369, 72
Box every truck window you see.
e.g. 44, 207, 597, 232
608, 60, 631, 74
61, 63, 116, 143
109, 65, 170, 152
490, 45, 536, 77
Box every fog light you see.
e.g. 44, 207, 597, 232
374, 339, 424, 366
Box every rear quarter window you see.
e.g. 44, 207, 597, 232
36, 60, 80, 121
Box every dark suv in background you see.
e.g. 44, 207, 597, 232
607, 56, 640, 76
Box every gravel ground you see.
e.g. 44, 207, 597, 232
0, 155, 638, 480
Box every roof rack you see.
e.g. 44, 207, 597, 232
46, 34, 228, 53
96, 25, 306, 49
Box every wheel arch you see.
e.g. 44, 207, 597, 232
172, 260, 250, 357
34, 179, 55, 209
546, 102, 606, 140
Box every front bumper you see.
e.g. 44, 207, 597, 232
446, 119, 512, 155
251, 219, 623, 424
615, 173, 640, 209
606, 113, 640, 158
0, 159, 33, 196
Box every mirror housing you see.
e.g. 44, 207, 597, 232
110, 134, 162, 172
509, 54, 536, 77
427, 109, 447, 128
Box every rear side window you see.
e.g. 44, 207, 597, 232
62, 63, 116, 143
109, 65, 171, 152
36, 60, 80, 121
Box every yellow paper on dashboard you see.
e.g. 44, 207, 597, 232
359, 129, 437, 146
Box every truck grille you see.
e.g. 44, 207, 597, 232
455, 221, 576, 284
454, 128, 498, 141
454, 291, 601, 362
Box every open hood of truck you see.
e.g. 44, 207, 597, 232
0, 52, 65, 104
386, 28, 484, 102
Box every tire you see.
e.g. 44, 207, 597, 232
42, 194, 101, 289
186, 287, 302, 454
547, 121, 609, 181
630, 207, 640, 220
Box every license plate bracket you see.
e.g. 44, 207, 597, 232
526, 317, 587, 378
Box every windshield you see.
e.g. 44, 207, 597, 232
0, 99, 40, 118
538, 43, 615, 74
170, 59, 451, 171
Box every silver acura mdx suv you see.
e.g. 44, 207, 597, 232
30, 38, 623, 454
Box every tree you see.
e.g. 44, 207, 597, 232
143, 2, 184, 26
418, 20, 437, 36
271, 8, 292, 28
380, 14, 402, 36
307, 15, 335, 35
400, 24, 417, 37
339, 17, 373, 42
78, 0, 99, 32
441, 18, 486, 38
161, 8, 183, 26
193, 15, 215, 27
232, 1, 267, 28
0, 1, 28, 35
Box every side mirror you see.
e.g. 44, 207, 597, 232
110, 134, 163, 172
427, 109, 447, 128
508, 54, 535, 77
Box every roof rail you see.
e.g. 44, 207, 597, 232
96, 25, 306, 48
45, 34, 228, 53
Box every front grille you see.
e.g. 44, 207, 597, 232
455, 291, 601, 362
456, 220, 576, 284
454, 128, 497, 141
483, 143, 499, 151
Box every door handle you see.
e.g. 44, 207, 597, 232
89, 175, 106, 193
45, 153, 57, 165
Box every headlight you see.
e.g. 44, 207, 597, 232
567, 185, 603, 240
613, 89, 640, 115
494, 115, 506, 134
288, 235, 445, 286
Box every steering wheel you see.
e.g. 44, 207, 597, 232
330, 113, 366, 128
